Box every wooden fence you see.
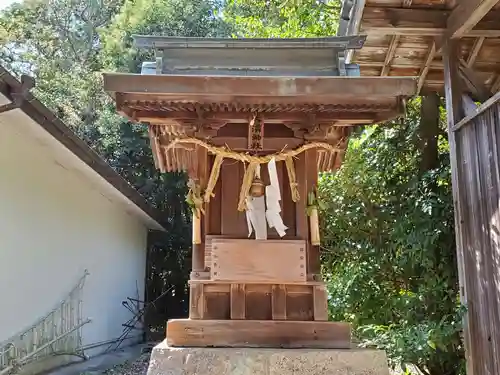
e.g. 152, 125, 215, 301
451, 93, 500, 375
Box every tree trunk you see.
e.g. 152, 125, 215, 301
419, 92, 440, 174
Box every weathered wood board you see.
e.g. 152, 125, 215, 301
210, 239, 306, 283
167, 319, 351, 348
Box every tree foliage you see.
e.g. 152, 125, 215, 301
224, 0, 340, 37
319, 98, 464, 375
1, 1, 464, 372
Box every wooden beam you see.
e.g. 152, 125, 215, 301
362, 7, 500, 37
452, 90, 500, 131
345, 0, 366, 64
417, 41, 437, 95
458, 58, 492, 101
134, 110, 381, 124
442, 38, 473, 374
104, 74, 417, 99
467, 37, 485, 67
446, 0, 500, 39
381, 35, 400, 76
492, 75, 500, 93
166, 319, 351, 348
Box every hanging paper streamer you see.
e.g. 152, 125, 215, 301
246, 196, 268, 240
265, 158, 288, 237
245, 165, 268, 239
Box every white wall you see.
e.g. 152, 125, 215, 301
0, 110, 148, 355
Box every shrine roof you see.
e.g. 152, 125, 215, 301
103, 73, 416, 125
103, 36, 417, 173
103, 35, 416, 125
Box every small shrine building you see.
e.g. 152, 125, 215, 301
103, 35, 416, 348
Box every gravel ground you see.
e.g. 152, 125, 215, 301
81, 353, 151, 375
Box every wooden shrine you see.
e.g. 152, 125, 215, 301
103, 36, 416, 348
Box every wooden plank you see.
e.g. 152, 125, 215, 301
204, 291, 230, 320
473, 104, 500, 375
361, 7, 500, 37
189, 284, 205, 319
138, 110, 384, 124
166, 319, 351, 348
458, 58, 493, 102
363, 26, 500, 38
442, 38, 473, 375
134, 35, 366, 49
363, 7, 448, 28
230, 284, 246, 320
482, 104, 500, 375
295, 151, 309, 273
191, 145, 208, 272
446, 0, 500, 39
190, 280, 324, 286
313, 285, 329, 321
345, 0, 367, 63
210, 239, 306, 283
103, 74, 417, 98
272, 285, 287, 320
303, 149, 320, 277
417, 41, 437, 95
381, 35, 400, 76
281, 160, 297, 237
452, 91, 500, 131
467, 37, 485, 67
460, 108, 496, 375
206, 156, 222, 236
220, 161, 247, 236
491, 75, 500, 93
246, 290, 272, 320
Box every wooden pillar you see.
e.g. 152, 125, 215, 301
443, 38, 473, 375
191, 145, 209, 273
296, 149, 320, 279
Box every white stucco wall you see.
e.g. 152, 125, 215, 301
0, 108, 149, 356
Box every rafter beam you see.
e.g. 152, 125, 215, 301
467, 37, 485, 67
381, 35, 400, 76
458, 58, 493, 101
362, 7, 500, 37
447, 0, 500, 39
134, 110, 381, 125
416, 41, 437, 95
490, 75, 500, 93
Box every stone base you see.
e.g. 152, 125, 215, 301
146, 341, 390, 375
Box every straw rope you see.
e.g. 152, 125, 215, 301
285, 156, 299, 202
164, 137, 342, 163
238, 162, 259, 211
204, 154, 224, 203
172, 137, 341, 212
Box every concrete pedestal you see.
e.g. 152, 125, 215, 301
146, 341, 390, 375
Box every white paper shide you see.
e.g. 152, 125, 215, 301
246, 158, 288, 239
